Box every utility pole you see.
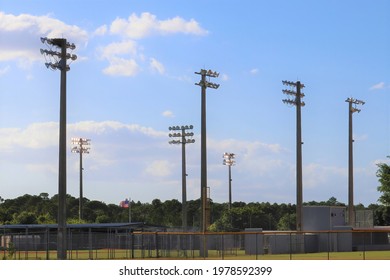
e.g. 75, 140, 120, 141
195, 69, 219, 233
41, 37, 77, 260
169, 125, 195, 230
71, 138, 91, 222
223, 152, 235, 211
282, 80, 305, 231
345, 97, 365, 227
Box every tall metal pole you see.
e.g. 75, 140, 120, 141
345, 97, 364, 227
79, 146, 83, 219
195, 69, 219, 233
348, 101, 354, 227
296, 82, 303, 232
181, 128, 187, 229
41, 37, 76, 260
71, 138, 91, 222
223, 152, 235, 212
57, 39, 67, 260
169, 125, 195, 230
228, 165, 232, 209
200, 77, 207, 233
282, 80, 305, 231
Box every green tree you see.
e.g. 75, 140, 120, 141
377, 159, 390, 206
37, 213, 55, 224
208, 211, 233, 232
95, 214, 111, 223
277, 213, 296, 230
162, 199, 182, 226
12, 211, 37, 224
148, 199, 164, 225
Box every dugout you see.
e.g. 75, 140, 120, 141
0, 222, 159, 251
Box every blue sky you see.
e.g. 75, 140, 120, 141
0, 0, 389, 206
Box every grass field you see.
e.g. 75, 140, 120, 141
2, 249, 390, 260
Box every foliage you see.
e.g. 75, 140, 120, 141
0, 193, 389, 228
277, 213, 296, 230
376, 159, 390, 206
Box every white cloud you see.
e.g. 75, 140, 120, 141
26, 163, 57, 174
144, 160, 173, 177
150, 57, 165, 74
110, 12, 208, 39
0, 12, 88, 64
102, 57, 139, 76
0, 120, 381, 205
99, 12, 207, 77
162, 110, 175, 118
303, 163, 346, 190
370, 82, 385, 90
98, 41, 140, 76
68, 120, 166, 137
93, 25, 107, 36
0, 122, 58, 151
99, 41, 138, 59
250, 68, 259, 75
158, 16, 208, 35
0, 121, 166, 152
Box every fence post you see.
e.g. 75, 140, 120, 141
327, 231, 330, 260
155, 232, 159, 258
289, 231, 292, 260
25, 227, 28, 260
255, 233, 258, 260
363, 231, 366, 260
45, 227, 49, 260
221, 234, 224, 260
88, 227, 92, 259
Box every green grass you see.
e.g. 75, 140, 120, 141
2, 249, 390, 260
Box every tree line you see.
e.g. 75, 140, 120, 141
1, 158, 389, 230
0, 193, 389, 230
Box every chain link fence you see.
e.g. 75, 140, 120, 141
1, 225, 390, 260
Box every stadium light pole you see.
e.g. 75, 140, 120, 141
345, 97, 365, 227
282, 80, 305, 231
41, 37, 77, 260
169, 125, 195, 230
223, 152, 235, 211
71, 138, 91, 222
195, 69, 220, 233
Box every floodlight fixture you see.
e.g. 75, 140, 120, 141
346, 97, 365, 114
282, 80, 305, 88
195, 69, 220, 90
223, 152, 236, 166
71, 137, 91, 154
